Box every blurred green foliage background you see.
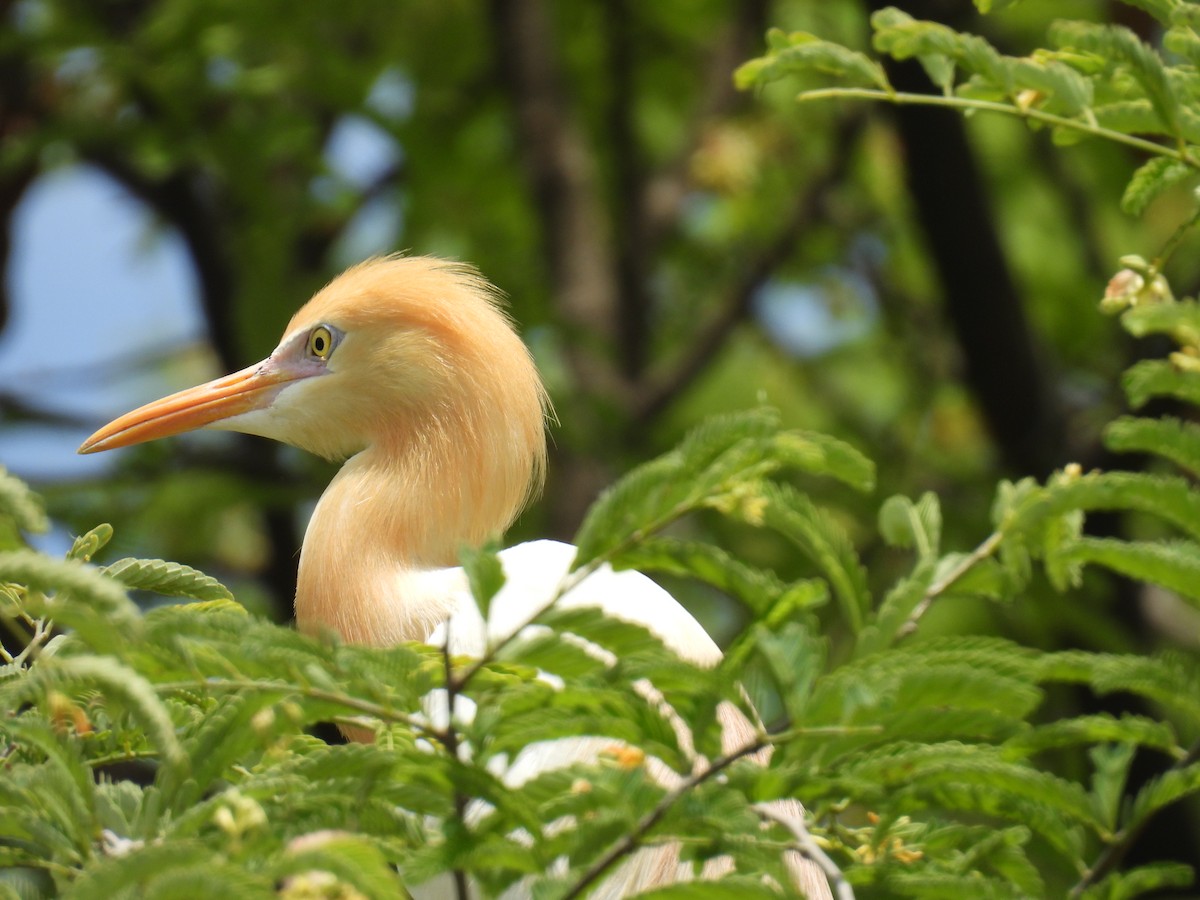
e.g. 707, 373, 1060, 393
1, 0, 1195, 692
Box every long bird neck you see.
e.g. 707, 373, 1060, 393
293, 414, 535, 647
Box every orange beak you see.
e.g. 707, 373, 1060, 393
78, 360, 302, 454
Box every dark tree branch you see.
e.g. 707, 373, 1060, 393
888, 66, 1063, 475
632, 114, 866, 425
489, 0, 618, 343
866, 0, 1064, 476
603, 0, 651, 380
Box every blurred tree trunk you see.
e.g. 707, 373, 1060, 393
865, 0, 1066, 478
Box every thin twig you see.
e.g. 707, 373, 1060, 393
11, 616, 52, 666
797, 88, 1193, 164
441, 622, 472, 900
560, 735, 770, 900
1069, 736, 1200, 897
757, 806, 855, 900
1151, 204, 1200, 275
154, 678, 440, 740
898, 530, 1004, 639
2, 605, 54, 667
84, 749, 161, 769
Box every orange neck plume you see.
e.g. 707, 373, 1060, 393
295, 418, 539, 646
289, 257, 550, 647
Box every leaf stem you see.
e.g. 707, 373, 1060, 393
795, 88, 1190, 164
84, 749, 161, 769
1151, 203, 1200, 275
899, 529, 1004, 638
441, 623, 472, 900
757, 805, 855, 900
154, 678, 439, 740
1, 614, 54, 667
1069, 736, 1200, 897
560, 735, 770, 899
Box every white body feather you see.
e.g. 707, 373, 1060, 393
405, 540, 832, 900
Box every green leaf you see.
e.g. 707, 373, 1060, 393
1009, 56, 1094, 116
1012, 470, 1200, 545
268, 832, 403, 898
1166, 14, 1200, 64
1105, 415, 1200, 478
0, 550, 132, 614
838, 742, 1100, 855
1129, 760, 1200, 830
61, 842, 270, 899
1080, 862, 1195, 899
1121, 297, 1200, 346
878, 492, 941, 558
761, 482, 870, 633
1121, 156, 1192, 216
0, 467, 48, 535
753, 621, 824, 724
973, 0, 1025, 14
572, 410, 867, 572
770, 430, 876, 493
614, 537, 825, 616
102, 557, 233, 602
941, 554, 1018, 601
809, 638, 1042, 751
854, 557, 935, 658
1, 717, 97, 855
572, 410, 772, 567
0, 867, 54, 900
918, 52, 956, 92
1056, 536, 1200, 605
162, 692, 290, 815
1049, 21, 1183, 138
1039, 650, 1200, 723
1042, 507, 1085, 591
871, 8, 1011, 93
67, 524, 114, 563
1093, 100, 1172, 137
735, 29, 890, 92
1003, 714, 1180, 761
1122, 359, 1200, 408
0, 550, 138, 652
1089, 743, 1137, 833
6, 656, 186, 776
534, 606, 670, 663
460, 543, 506, 620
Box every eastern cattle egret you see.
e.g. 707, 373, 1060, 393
80, 256, 831, 898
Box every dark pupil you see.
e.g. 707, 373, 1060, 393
314, 335, 325, 353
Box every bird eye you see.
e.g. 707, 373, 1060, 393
307, 325, 334, 360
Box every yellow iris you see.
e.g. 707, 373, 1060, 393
308, 325, 334, 360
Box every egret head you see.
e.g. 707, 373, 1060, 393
80, 256, 551, 529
